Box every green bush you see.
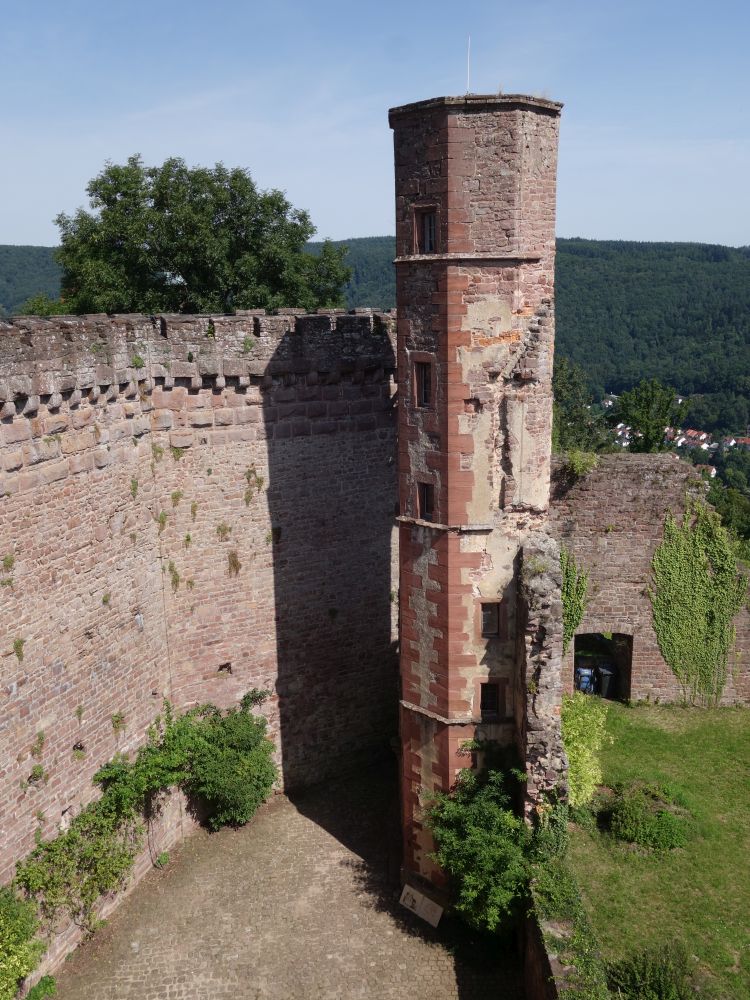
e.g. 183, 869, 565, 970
93, 691, 276, 831
561, 693, 610, 808
608, 782, 690, 850
0, 887, 44, 1000
607, 942, 702, 999
182, 693, 278, 830
426, 769, 530, 932
563, 450, 599, 480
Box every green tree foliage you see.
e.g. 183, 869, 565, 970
561, 693, 610, 809
552, 358, 610, 454
426, 768, 530, 932
16, 293, 69, 316
54, 155, 350, 314
610, 379, 687, 452
650, 502, 747, 705
0, 887, 45, 1000
561, 547, 588, 655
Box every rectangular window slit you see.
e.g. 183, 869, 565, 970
481, 603, 500, 637
415, 362, 432, 408
480, 683, 500, 721
417, 482, 434, 522
415, 209, 437, 253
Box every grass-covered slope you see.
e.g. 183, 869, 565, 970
568, 703, 750, 999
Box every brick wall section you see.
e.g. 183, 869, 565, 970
390, 95, 563, 884
0, 311, 399, 901
549, 452, 750, 704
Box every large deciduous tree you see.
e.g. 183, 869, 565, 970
53, 155, 350, 315
611, 378, 687, 453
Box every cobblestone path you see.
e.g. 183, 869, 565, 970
54, 766, 524, 1000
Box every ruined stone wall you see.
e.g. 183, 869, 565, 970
549, 453, 750, 704
516, 533, 567, 816
0, 310, 399, 891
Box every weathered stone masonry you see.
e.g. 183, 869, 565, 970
0, 310, 399, 896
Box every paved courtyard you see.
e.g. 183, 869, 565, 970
53, 763, 524, 1000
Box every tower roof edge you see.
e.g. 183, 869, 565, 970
388, 93, 562, 125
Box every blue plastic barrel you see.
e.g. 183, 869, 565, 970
574, 666, 595, 693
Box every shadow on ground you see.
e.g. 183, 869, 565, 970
289, 759, 525, 1000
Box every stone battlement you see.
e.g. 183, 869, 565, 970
0, 310, 397, 403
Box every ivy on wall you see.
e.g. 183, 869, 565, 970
561, 547, 588, 655
650, 501, 747, 706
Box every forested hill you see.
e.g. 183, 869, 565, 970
0, 246, 60, 316
310, 236, 750, 433
3, 237, 749, 432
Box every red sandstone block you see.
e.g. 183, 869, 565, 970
151, 411, 173, 431
188, 412, 213, 427
3, 420, 31, 445
169, 430, 194, 448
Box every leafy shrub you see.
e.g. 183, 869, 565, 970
607, 942, 701, 999
25, 976, 57, 1000
182, 694, 277, 830
0, 888, 44, 1000
426, 768, 530, 932
561, 693, 610, 808
608, 781, 690, 850
562, 450, 599, 480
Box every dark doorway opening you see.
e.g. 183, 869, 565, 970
574, 633, 632, 700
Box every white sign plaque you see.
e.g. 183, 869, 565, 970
399, 884, 444, 927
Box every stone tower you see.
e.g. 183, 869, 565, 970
389, 94, 563, 885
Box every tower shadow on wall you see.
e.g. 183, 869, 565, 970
263, 312, 399, 794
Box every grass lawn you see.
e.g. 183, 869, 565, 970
568, 702, 750, 999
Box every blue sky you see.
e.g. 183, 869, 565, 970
2, 0, 748, 246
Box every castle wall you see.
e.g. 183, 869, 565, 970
549, 453, 750, 704
0, 311, 399, 895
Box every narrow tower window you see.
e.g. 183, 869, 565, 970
415, 209, 437, 253
480, 683, 501, 721
481, 602, 501, 637
417, 482, 435, 522
415, 361, 432, 408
